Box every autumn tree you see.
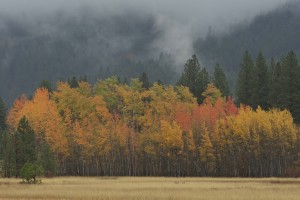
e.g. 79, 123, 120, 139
216, 107, 298, 177
6, 95, 27, 130
202, 83, 222, 105
3, 75, 300, 177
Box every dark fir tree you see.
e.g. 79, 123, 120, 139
1, 130, 16, 177
0, 97, 6, 171
68, 76, 79, 88
123, 77, 129, 85
79, 75, 88, 82
0, 97, 6, 130
268, 57, 282, 108
272, 51, 300, 124
156, 79, 163, 85
213, 63, 230, 98
251, 51, 269, 109
235, 51, 254, 106
139, 72, 150, 89
277, 55, 291, 109
178, 54, 209, 104
15, 116, 36, 177
40, 142, 56, 176
39, 80, 53, 92
282, 51, 300, 124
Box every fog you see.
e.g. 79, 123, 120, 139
0, 0, 291, 64
0, 0, 290, 30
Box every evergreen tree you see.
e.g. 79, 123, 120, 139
139, 72, 150, 89
252, 51, 269, 109
40, 142, 56, 176
0, 97, 6, 130
0, 97, 7, 175
15, 116, 36, 177
277, 55, 291, 109
68, 76, 79, 88
235, 51, 254, 106
274, 51, 300, 124
268, 57, 281, 107
123, 77, 129, 85
213, 63, 230, 98
1, 130, 16, 177
284, 51, 300, 124
178, 54, 209, 104
39, 80, 53, 92
156, 79, 163, 85
79, 75, 88, 82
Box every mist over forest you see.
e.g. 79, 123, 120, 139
0, 0, 297, 104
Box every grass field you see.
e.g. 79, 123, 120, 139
0, 177, 300, 200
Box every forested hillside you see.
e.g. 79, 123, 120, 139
195, 0, 300, 88
0, 11, 178, 104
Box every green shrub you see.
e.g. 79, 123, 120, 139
20, 162, 43, 184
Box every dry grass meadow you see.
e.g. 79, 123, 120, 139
1, 177, 300, 200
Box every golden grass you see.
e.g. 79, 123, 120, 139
1, 177, 300, 200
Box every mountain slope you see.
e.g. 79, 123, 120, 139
194, 1, 300, 89
0, 11, 178, 105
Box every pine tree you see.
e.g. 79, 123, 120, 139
252, 51, 269, 109
275, 51, 300, 124
0, 97, 6, 130
139, 72, 150, 89
286, 51, 300, 124
79, 75, 88, 82
178, 54, 209, 104
68, 76, 79, 88
15, 116, 36, 177
39, 80, 53, 92
235, 51, 254, 106
1, 130, 16, 177
40, 142, 56, 176
268, 57, 281, 108
213, 63, 230, 98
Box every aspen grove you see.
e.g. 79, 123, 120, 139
2, 77, 299, 177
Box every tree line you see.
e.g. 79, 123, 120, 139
0, 52, 300, 177
236, 51, 300, 124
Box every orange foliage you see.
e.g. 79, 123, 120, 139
175, 103, 192, 132
6, 94, 27, 129
225, 96, 238, 115
192, 97, 238, 132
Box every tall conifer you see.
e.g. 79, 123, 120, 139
213, 63, 230, 98
235, 51, 254, 106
